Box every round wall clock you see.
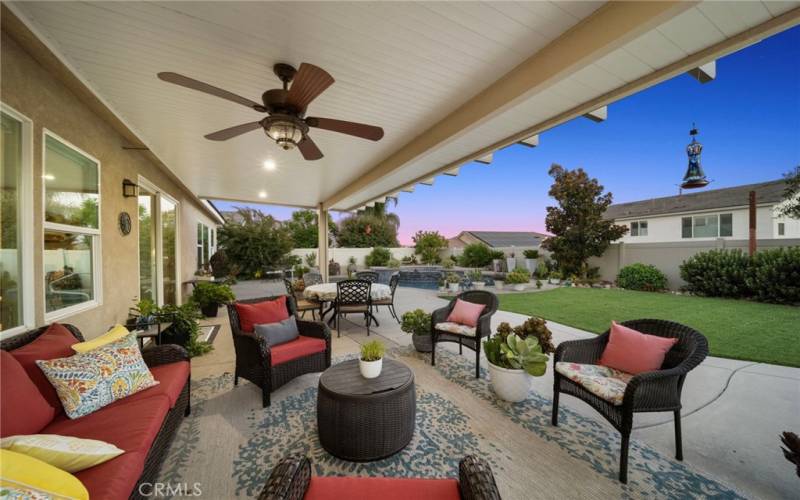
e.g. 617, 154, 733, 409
118, 211, 132, 235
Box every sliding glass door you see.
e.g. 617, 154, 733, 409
138, 187, 157, 302
161, 197, 177, 306
137, 179, 178, 306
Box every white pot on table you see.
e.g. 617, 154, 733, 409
359, 358, 383, 379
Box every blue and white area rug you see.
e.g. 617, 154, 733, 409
159, 347, 745, 499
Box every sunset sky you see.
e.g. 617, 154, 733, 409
214, 25, 800, 246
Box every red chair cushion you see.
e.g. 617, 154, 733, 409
305, 477, 461, 500
42, 394, 171, 454
105, 361, 189, 409
599, 321, 679, 374
235, 296, 289, 333
1, 350, 56, 437
9, 323, 78, 414
270, 336, 326, 366
75, 450, 147, 500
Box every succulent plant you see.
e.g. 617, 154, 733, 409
495, 317, 555, 355
483, 334, 548, 376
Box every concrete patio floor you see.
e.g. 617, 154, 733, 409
194, 281, 799, 499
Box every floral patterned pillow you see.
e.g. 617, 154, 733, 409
36, 333, 158, 419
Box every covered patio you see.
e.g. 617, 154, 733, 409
2, 1, 799, 499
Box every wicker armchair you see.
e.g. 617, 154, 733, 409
371, 272, 400, 323
431, 290, 498, 379
552, 319, 708, 483
259, 454, 501, 500
227, 295, 331, 407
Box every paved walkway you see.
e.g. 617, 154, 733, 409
199, 281, 799, 499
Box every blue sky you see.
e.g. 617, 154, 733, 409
215, 25, 800, 245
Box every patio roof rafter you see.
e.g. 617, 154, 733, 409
333, 4, 800, 212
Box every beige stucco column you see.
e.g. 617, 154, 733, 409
317, 204, 329, 282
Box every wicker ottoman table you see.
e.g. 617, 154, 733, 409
317, 358, 415, 461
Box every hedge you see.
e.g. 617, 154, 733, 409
616, 263, 668, 291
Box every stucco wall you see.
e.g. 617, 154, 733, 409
1, 31, 218, 338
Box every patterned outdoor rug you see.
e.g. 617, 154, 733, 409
158, 347, 745, 499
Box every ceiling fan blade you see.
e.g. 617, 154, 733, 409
286, 63, 334, 111
204, 122, 262, 141
158, 72, 264, 111
306, 117, 384, 141
297, 135, 324, 161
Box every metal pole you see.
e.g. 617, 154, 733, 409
318, 204, 329, 282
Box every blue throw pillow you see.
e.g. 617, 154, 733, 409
254, 316, 300, 346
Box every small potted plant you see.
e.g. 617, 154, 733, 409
505, 267, 530, 291
549, 270, 563, 285
359, 340, 385, 379
523, 249, 539, 274
467, 269, 485, 289
437, 275, 447, 293
328, 258, 340, 277
401, 309, 432, 352
483, 320, 552, 402
536, 279, 543, 289
446, 272, 461, 294
191, 281, 235, 318
133, 298, 158, 328
347, 256, 358, 277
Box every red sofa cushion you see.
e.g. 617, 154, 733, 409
271, 336, 326, 366
235, 296, 289, 333
106, 361, 189, 409
9, 323, 78, 414
1, 350, 56, 437
305, 477, 461, 500
43, 394, 171, 454
75, 450, 147, 500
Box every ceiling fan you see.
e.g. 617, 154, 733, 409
157, 63, 384, 160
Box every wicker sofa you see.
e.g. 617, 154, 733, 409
227, 295, 332, 407
0, 323, 190, 500
259, 455, 502, 500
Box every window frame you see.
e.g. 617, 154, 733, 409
1, 103, 35, 338
778, 222, 785, 236
42, 129, 103, 322
630, 220, 648, 237
681, 212, 733, 239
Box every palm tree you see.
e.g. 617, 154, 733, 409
362, 196, 400, 230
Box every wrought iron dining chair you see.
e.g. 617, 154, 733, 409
334, 279, 372, 338
303, 272, 323, 286
283, 279, 321, 320
371, 273, 400, 324
355, 271, 379, 283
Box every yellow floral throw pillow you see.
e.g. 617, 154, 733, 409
36, 333, 158, 419
0, 449, 89, 500
1, 434, 123, 473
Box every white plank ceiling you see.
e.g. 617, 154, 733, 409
8, 1, 799, 211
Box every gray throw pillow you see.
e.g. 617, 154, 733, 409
254, 316, 300, 346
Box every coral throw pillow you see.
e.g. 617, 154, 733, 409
1, 350, 56, 438
10, 323, 78, 413
235, 296, 289, 333
36, 334, 158, 419
446, 299, 485, 327
599, 321, 678, 375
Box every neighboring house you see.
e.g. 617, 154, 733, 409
447, 231, 548, 249
605, 179, 800, 243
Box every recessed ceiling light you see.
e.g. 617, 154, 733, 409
43, 174, 55, 181
258, 191, 268, 199
262, 160, 276, 171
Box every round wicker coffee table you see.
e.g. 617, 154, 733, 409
317, 358, 415, 461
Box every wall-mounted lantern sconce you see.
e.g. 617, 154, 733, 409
122, 178, 139, 198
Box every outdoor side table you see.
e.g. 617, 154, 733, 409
317, 359, 415, 461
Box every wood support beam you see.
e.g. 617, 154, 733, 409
317, 204, 329, 281
518, 135, 539, 148
475, 153, 493, 165
443, 166, 461, 176
323, 1, 695, 210
687, 61, 716, 83
583, 106, 608, 123
419, 177, 435, 186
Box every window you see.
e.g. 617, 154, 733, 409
630, 220, 648, 237
1, 106, 33, 335
778, 222, 785, 236
43, 132, 100, 318
196, 222, 213, 270
681, 213, 732, 239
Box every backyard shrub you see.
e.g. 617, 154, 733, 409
535, 261, 549, 279
365, 247, 392, 267
412, 230, 447, 264
616, 263, 668, 291
680, 249, 751, 298
746, 247, 800, 304
523, 249, 540, 259
459, 243, 494, 268
505, 267, 531, 284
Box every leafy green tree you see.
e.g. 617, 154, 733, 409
284, 209, 337, 248
541, 164, 627, 277
217, 208, 294, 277
412, 230, 447, 264
337, 214, 399, 247
361, 198, 400, 232
458, 243, 494, 268
778, 165, 800, 218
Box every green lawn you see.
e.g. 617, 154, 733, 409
497, 288, 800, 367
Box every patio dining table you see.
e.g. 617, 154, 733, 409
303, 282, 392, 327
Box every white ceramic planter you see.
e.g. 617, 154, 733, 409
550, 278, 561, 285
359, 358, 383, 379
513, 284, 526, 292
448, 283, 460, 293
438, 286, 447, 293
494, 281, 504, 290
506, 258, 516, 272
525, 259, 537, 273
488, 362, 532, 402
473, 281, 485, 289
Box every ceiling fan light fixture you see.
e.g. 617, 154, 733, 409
265, 118, 304, 150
